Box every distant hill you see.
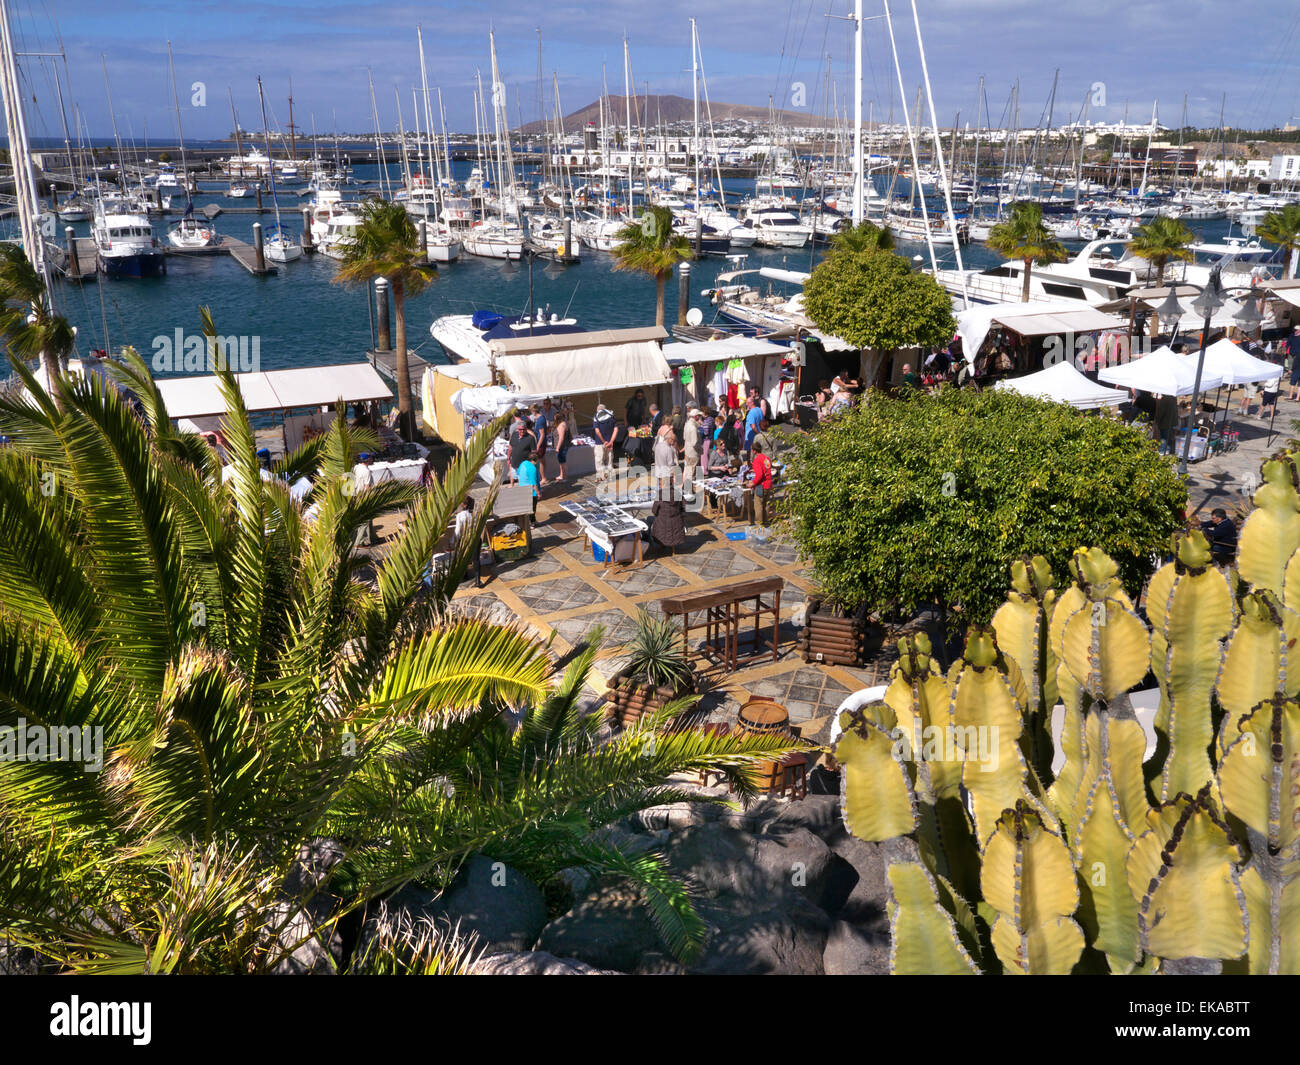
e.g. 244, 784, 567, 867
519, 94, 822, 134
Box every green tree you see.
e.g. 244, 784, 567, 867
986, 201, 1066, 302
0, 242, 77, 406
0, 316, 792, 972
158, 151, 172, 164
802, 248, 955, 353
612, 205, 693, 328
333, 200, 434, 441
828, 219, 894, 256
1257, 203, 1300, 279
787, 388, 1186, 627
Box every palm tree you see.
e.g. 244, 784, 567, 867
0, 311, 796, 972
0, 243, 77, 400
985, 201, 1066, 302
829, 219, 894, 256
1130, 215, 1195, 284
612, 205, 693, 327
1130, 216, 1196, 334
332, 200, 434, 442
1257, 203, 1300, 279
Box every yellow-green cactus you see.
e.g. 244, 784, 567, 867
1146, 530, 1236, 800
1238, 454, 1300, 597
1125, 786, 1249, 961
859, 448, 1300, 975
982, 802, 1085, 974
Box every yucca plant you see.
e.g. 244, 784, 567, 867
623, 610, 695, 693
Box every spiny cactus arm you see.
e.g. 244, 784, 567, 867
1237, 456, 1300, 597
1239, 865, 1300, 975
885, 854, 981, 975
1149, 534, 1236, 801
1216, 593, 1300, 756
1125, 786, 1249, 962
1072, 710, 1148, 963
1048, 664, 1087, 824
993, 556, 1059, 780
1060, 594, 1150, 703
835, 710, 918, 842
949, 630, 1039, 846
1217, 695, 1300, 854
981, 802, 1085, 975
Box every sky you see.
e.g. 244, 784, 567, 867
13, 0, 1300, 144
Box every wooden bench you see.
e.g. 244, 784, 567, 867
660, 576, 783, 672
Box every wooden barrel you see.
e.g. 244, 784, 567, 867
736, 698, 790, 792
736, 698, 790, 736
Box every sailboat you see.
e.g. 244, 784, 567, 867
226, 89, 253, 197
256, 75, 302, 263
462, 35, 525, 260
165, 43, 219, 250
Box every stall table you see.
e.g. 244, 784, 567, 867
660, 576, 784, 672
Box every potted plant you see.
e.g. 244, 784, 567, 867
605, 610, 696, 728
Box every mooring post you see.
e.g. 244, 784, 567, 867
252, 222, 265, 273
301, 207, 314, 251
678, 261, 691, 326
375, 277, 392, 351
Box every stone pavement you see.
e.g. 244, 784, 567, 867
431, 465, 895, 748
1183, 391, 1299, 521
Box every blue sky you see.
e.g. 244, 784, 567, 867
15, 0, 1300, 142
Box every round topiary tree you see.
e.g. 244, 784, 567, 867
788, 388, 1187, 626
801, 248, 955, 353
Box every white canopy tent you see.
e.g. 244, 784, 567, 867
1099, 346, 1225, 396
994, 361, 1129, 408
1177, 338, 1281, 386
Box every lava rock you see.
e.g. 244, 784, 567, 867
823, 918, 889, 975
469, 950, 620, 975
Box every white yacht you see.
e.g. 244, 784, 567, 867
430, 307, 581, 364
462, 218, 525, 260
92, 199, 165, 277
167, 213, 220, 250
741, 202, 812, 248
526, 215, 580, 261
577, 212, 628, 252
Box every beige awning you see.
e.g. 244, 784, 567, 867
155, 363, 392, 420
993, 307, 1125, 337
497, 341, 672, 396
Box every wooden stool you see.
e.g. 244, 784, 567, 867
778, 751, 809, 800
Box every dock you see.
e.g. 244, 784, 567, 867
220, 236, 277, 276
53, 235, 276, 279
367, 347, 429, 398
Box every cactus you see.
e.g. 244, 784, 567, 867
835, 450, 1300, 973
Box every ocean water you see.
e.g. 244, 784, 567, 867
25, 161, 1245, 379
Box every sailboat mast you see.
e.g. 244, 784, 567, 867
166, 42, 191, 203
228, 88, 243, 176
287, 78, 297, 162
0, 0, 47, 290
691, 18, 700, 214
256, 76, 284, 234
623, 37, 633, 216
853, 0, 863, 224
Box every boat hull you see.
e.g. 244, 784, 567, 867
98, 251, 166, 278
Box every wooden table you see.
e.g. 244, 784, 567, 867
660, 576, 784, 672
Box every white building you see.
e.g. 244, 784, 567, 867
1269, 154, 1300, 182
